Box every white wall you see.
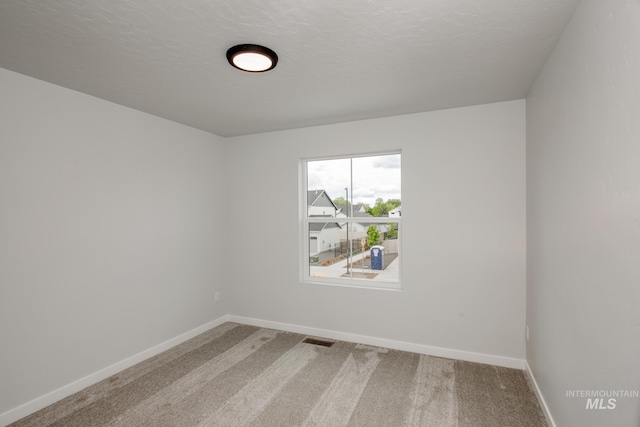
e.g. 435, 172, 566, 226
0, 68, 228, 419
526, 1, 640, 426
227, 100, 526, 365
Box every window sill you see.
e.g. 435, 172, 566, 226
301, 277, 402, 291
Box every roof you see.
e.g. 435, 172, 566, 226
309, 222, 342, 232
335, 202, 369, 216
307, 190, 338, 210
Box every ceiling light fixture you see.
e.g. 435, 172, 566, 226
226, 44, 278, 73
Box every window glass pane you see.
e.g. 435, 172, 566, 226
307, 154, 401, 219
307, 158, 350, 218
308, 221, 348, 278
308, 221, 399, 283
352, 154, 401, 216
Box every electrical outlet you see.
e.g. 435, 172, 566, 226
525, 325, 530, 342
215, 292, 220, 302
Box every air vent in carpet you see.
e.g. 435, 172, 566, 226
302, 337, 335, 347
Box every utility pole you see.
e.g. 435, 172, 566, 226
345, 187, 350, 275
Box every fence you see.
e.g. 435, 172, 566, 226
337, 239, 361, 256
336, 238, 398, 255
382, 239, 398, 254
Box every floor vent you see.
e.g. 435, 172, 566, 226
302, 337, 335, 347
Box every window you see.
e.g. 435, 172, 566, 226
301, 152, 401, 289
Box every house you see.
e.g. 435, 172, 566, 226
308, 221, 342, 256
334, 203, 388, 243
338, 210, 388, 243
307, 190, 339, 218
307, 190, 342, 255
334, 202, 368, 217
1, 2, 638, 427
388, 206, 401, 218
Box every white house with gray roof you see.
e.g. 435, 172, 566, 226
307, 190, 342, 255
336, 205, 388, 243
307, 189, 338, 217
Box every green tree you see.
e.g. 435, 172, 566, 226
386, 199, 402, 209
332, 196, 347, 206
366, 198, 386, 217
367, 225, 380, 248
386, 223, 398, 239
366, 198, 401, 217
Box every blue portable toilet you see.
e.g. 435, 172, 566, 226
370, 245, 384, 270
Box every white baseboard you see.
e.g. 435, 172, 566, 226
0, 315, 230, 427
525, 361, 556, 427
2, 314, 527, 426
227, 315, 526, 370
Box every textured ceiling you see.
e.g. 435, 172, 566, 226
0, 0, 580, 137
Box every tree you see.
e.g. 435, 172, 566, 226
367, 225, 380, 248
386, 199, 402, 209
366, 198, 386, 217
366, 198, 401, 217
386, 223, 398, 239
332, 196, 347, 206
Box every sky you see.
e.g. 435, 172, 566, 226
307, 153, 401, 206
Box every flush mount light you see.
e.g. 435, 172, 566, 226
226, 44, 278, 73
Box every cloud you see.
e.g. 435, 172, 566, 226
307, 154, 401, 206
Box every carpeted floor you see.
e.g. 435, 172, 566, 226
10, 323, 547, 426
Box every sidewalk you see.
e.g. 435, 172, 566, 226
310, 252, 399, 282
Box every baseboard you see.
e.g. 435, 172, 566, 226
0, 315, 230, 427
1, 314, 527, 426
227, 315, 526, 370
525, 361, 556, 427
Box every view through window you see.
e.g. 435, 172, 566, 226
303, 153, 401, 288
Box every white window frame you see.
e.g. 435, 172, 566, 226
300, 152, 402, 291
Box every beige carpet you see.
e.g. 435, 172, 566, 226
10, 323, 547, 427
